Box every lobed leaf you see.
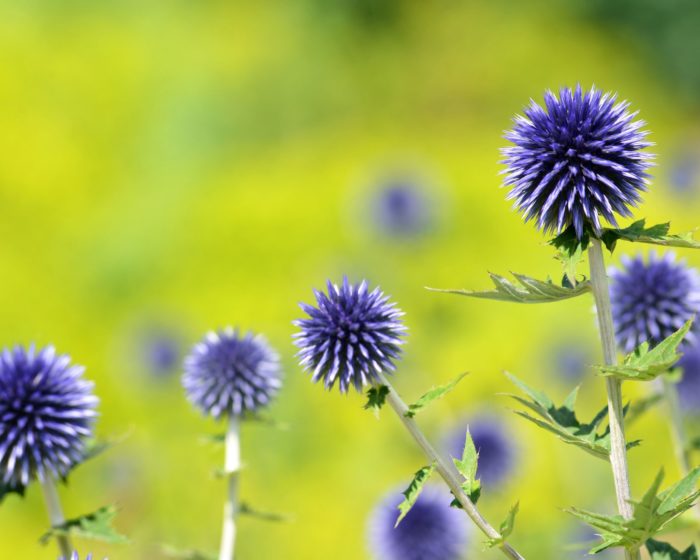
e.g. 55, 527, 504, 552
596, 321, 694, 381
646, 539, 699, 560
428, 272, 590, 304
505, 373, 639, 460
601, 220, 700, 253
567, 468, 700, 553
395, 464, 436, 527
452, 429, 481, 504
549, 225, 591, 285
364, 385, 389, 416
405, 372, 469, 418
40, 505, 128, 545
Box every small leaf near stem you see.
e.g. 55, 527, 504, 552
646, 539, 698, 560
405, 372, 469, 418
452, 429, 481, 504
601, 220, 700, 252
364, 385, 389, 416
39, 504, 128, 545
395, 464, 436, 526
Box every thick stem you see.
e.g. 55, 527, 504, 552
219, 416, 241, 560
40, 476, 72, 559
660, 377, 700, 520
378, 372, 525, 560
588, 238, 639, 560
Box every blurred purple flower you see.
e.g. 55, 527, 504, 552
677, 342, 700, 411
368, 485, 469, 560
183, 328, 281, 420
609, 253, 700, 352
294, 278, 406, 393
445, 415, 516, 488
668, 154, 700, 196
0, 345, 98, 490
502, 85, 653, 239
142, 331, 180, 376
371, 179, 432, 237
551, 344, 589, 382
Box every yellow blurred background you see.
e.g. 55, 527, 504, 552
1, 1, 699, 558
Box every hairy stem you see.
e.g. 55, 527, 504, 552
40, 476, 72, 559
219, 416, 240, 560
378, 372, 525, 560
588, 238, 639, 560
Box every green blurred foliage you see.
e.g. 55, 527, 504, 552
0, 1, 697, 558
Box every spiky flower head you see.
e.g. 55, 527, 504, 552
609, 253, 700, 352
502, 85, 653, 239
0, 345, 98, 490
445, 415, 516, 488
368, 485, 469, 560
677, 342, 700, 411
183, 328, 282, 420
294, 278, 406, 393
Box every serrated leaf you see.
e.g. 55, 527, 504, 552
505, 372, 639, 460
364, 385, 389, 417
601, 220, 700, 253
161, 545, 217, 560
549, 225, 591, 285
395, 464, 435, 527
405, 372, 469, 418
428, 272, 590, 304
40, 505, 128, 545
567, 468, 700, 553
238, 502, 291, 523
486, 502, 520, 548
452, 429, 481, 504
597, 321, 694, 381
646, 539, 699, 560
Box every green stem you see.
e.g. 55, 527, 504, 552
378, 372, 525, 560
40, 476, 72, 559
588, 238, 639, 560
219, 416, 240, 560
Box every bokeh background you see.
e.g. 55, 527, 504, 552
1, 1, 700, 558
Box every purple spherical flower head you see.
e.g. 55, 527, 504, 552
368, 485, 469, 560
183, 328, 282, 420
0, 345, 98, 490
372, 179, 431, 236
677, 342, 700, 411
503, 85, 653, 239
445, 415, 516, 488
294, 278, 406, 393
609, 253, 700, 353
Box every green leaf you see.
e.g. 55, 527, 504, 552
596, 320, 694, 381
646, 539, 699, 560
40, 505, 128, 545
486, 502, 520, 548
601, 220, 700, 252
238, 502, 292, 523
567, 468, 700, 553
505, 372, 639, 460
364, 385, 389, 416
405, 372, 469, 418
395, 464, 436, 527
427, 272, 590, 304
161, 545, 217, 560
452, 429, 481, 504
549, 225, 591, 285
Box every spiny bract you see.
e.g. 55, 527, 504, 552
609, 253, 700, 352
0, 345, 97, 490
503, 85, 653, 239
183, 329, 282, 420
294, 278, 406, 393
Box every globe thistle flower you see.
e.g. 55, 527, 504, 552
294, 278, 406, 393
183, 328, 282, 420
502, 85, 653, 239
367, 485, 469, 560
677, 342, 700, 411
0, 345, 98, 490
609, 253, 700, 352
371, 179, 432, 237
445, 415, 516, 488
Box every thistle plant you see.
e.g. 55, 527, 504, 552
367, 485, 469, 560
433, 85, 700, 558
0, 345, 99, 558
295, 278, 524, 559
183, 328, 282, 560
